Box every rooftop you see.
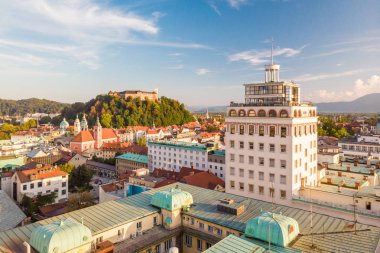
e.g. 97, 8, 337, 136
0, 183, 379, 252
204, 234, 265, 253
327, 162, 380, 175
86, 160, 116, 171
148, 140, 215, 152
116, 153, 148, 164
0, 190, 26, 232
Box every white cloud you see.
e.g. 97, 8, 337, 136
306, 74, 380, 102
229, 47, 302, 65
294, 69, 367, 82
227, 0, 248, 9
195, 68, 211, 76
0, 0, 207, 69
169, 64, 184, 70
208, 1, 222, 15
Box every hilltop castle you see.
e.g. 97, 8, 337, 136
108, 89, 158, 101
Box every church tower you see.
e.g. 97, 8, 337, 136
80, 114, 88, 131
94, 116, 103, 149
74, 114, 81, 135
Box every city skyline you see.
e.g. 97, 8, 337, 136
0, 0, 380, 106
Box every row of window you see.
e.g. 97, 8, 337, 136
229, 108, 316, 117
229, 154, 287, 168
184, 235, 212, 251
22, 181, 66, 191
153, 161, 206, 169
341, 144, 380, 153
149, 146, 206, 155
231, 141, 287, 153
230, 125, 287, 137
154, 155, 206, 162
229, 168, 286, 183
229, 181, 287, 198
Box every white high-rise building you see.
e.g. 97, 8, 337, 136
225, 51, 318, 204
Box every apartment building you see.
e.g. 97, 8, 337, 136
225, 59, 318, 205
11, 163, 68, 203
339, 135, 380, 160
208, 150, 225, 179
147, 140, 217, 172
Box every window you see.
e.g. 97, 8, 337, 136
259, 186, 264, 195
191, 218, 195, 225
239, 155, 244, 163
206, 242, 212, 249
238, 110, 246, 117
248, 110, 256, 117
280, 160, 286, 169
46, 181, 51, 186
239, 182, 244, 190
259, 157, 264, 166
208, 225, 214, 233
248, 125, 254, 135
249, 184, 254, 192
137, 221, 142, 229
281, 127, 287, 137
259, 172, 264, 180
280, 145, 286, 153
230, 181, 235, 189
259, 143, 264, 151
280, 190, 286, 199
216, 228, 223, 236
269, 173, 275, 182
239, 168, 244, 177
239, 141, 244, 149
259, 126, 264, 136
30, 183, 34, 189
230, 125, 235, 134
239, 125, 244, 135
199, 222, 205, 230
197, 239, 203, 251
269, 188, 275, 197
269, 159, 275, 167
366, 201, 372, 210
249, 156, 254, 164
230, 140, 235, 148
164, 240, 172, 251
249, 170, 254, 178
258, 110, 266, 117
269, 144, 275, 152
280, 175, 286, 184
249, 142, 254, 150
61, 189, 66, 195
230, 154, 235, 162
38, 182, 42, 188
23, 184, 27, 191
153, 216, 158, 225
155, 245, 161, 253
269, 126, 275, 137
62, 182, 66, 187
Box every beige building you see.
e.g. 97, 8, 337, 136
108, 89, 158, 101
225, 58, 318, 205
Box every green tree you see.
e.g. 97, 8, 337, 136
39, 116, 52, 124
59, 163, 74, 175
137, 136, 147, 146
101, 113, 113, 128
69, 165, 94, 191
65, 192, 95, 212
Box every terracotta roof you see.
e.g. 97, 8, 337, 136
146, 129, 158, 135
102, 128, 117, 140
15, 165, 68, 183
102, 142, 130, 150
154, 179, 177, 188
101, 180, 125, 193
39, 202, 66, 217
71, 130, 94, 142
0, 171, 13, 178
182, 171, 225, 190
125, 126, 149, 132
151, 167, 203, 181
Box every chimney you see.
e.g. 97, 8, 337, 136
346, 167, 351, 172
354, 162, 358, 167
355, 182, 360, 189
338, 185, 342, 192
327, 177, 332, 184
370, 169, 375, 175
23, 242, 31, 253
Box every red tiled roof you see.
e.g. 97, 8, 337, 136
147, 129, 158, 135
71, 130, 94, 142
102, 128, 117, 140
154, 179, 177, 188
16, 165, 68, 183
182, 171, 225, 190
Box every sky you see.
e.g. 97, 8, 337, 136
0, 0, 380, 106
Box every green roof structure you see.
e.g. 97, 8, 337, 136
29, 218, 92, 253
116, 153, 148, 164
203, 234, 265, 253
245, 212, 300, 247
148, 140, 216, 152
0, 157, 25, 169
150, 186, 193, 211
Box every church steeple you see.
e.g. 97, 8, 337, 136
74, 114, 81, 135
94, 115, 103, 149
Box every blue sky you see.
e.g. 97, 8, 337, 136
0, 0, 379, 106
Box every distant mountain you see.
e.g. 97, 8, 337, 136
0, 98, 69, 116
187, 105, 227, 113
315, 93, 380, 113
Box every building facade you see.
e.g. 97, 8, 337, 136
116, 153, 149, 176
225, 60, 318, 204
147, 140, 217, 172
207, 150, 225, 179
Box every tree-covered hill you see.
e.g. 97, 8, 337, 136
61, 95, 195, 128
0, 98, 69, 116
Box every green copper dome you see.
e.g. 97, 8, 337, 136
150, 186, 193, 211
245, 212, 299, 247
30, 218, 92, 253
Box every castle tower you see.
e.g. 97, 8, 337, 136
74, 114, 81, 135
80, 114, 88, 131
94, 116, 103, 149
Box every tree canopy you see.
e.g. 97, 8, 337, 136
0, 98, 68, 116
61, 95, 194, 127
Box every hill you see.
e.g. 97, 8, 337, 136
61, 95, 194, 128
315, 93, 380, 113
0, 98, 69, 116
